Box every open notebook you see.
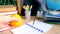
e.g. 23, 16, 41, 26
11, 20, 53, 34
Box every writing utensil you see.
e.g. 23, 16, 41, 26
30, 5, 32, 10
33, 19, 35, 25
28, 5, 32, 11
25, 5, 29, 11
23, 5, 29, 11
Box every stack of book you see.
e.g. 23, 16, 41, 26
44, 11, 60, 24
0, 5, 17, 15
0, 5, 17, 31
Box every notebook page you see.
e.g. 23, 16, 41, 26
11, 20, 53, 34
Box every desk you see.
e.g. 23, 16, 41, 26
22, 16, 60, 34
0, 16, 60, 34
45, 25, 60, 34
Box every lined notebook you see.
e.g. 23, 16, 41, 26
11, 20, 53, 34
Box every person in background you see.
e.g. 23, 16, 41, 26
21, 0, 41, 16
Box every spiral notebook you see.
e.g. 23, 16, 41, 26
11, 20, 53, 34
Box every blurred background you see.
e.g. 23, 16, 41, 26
0, 0, 41, 16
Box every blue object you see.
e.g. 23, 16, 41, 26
42, 0, 60, 22
26, 24, 44, 33
46, 0, 60, 10
45, 12, 60, 18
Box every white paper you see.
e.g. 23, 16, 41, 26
27, 20, 53, 32
11, 20, 53, 34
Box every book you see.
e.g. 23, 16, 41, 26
0, 5, 17, 32
0, 5, 17, 16
11, 20, 53, 34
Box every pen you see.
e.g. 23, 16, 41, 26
33, 19, 35, 25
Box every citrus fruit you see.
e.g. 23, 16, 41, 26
9, 14, 22, 27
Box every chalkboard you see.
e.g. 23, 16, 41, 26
0, 0, 17, 5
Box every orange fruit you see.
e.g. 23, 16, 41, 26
9, 14, 22, 27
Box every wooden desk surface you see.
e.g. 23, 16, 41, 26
0, 16, 60, 34
22, 16, 60, 34
45, 25, 60, 34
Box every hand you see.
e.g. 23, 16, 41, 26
0, 16, 18, 29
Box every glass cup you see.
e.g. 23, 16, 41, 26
25, 11, 31, 21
